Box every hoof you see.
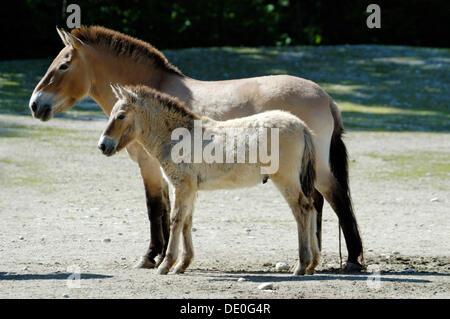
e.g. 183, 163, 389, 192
154, 255, 165, 268
157, 266, 169, 275
342, 261, 364, 273
293, 268, 306, 276
172, 267, 185, 275
305, 268, 315, 275
135, 256, 156, 269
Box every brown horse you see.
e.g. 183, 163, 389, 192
29, 26, 364, 271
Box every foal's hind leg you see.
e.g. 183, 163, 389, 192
292, 197, 315, 276
272, 177, 313, 276
306, 208, 321, 275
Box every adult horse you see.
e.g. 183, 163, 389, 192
29, 26, 363, 271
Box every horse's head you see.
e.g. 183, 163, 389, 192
98, 84, 139, 156
29, 27, 91, 121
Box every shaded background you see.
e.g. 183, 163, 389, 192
1, 0, 449, 60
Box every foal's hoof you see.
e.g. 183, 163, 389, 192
342, 261, 364, 273
172, 265, 187, 274
157, 266, 169, 275
305, 268, 315, 275
172, 268, 185, 275
293, 268, 306, 276
135, 256, 156, 269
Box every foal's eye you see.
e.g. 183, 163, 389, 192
59, 64, 69, 71
117, 114, 126, 120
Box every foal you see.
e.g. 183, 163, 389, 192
98, 84, 320, 275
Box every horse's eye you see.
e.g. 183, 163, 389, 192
117, 114, 126, 120
59, 64, 69, 71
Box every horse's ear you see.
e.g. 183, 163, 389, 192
56, 26, 70, 47
58, 28, 85, 49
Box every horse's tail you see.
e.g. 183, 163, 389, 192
328, 100, 352, 209
300, 126, 316, 198
329, 100, 364, 262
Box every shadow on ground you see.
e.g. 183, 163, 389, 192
196, 269, 450, 284
0, 271, 112, 281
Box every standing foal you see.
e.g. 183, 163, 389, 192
98, 84, 320, 275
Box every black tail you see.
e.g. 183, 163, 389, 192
329, 101, 364, 263
300, 127, 316, 198
329, 102, 352, 208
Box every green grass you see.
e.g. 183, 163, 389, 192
364, 151, 450, 182
1, 45, 449, 131
0, 156, 55, 190
0, 119, 80, 138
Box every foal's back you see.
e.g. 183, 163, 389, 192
188, 110, 308, 191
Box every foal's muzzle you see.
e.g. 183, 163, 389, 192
98, 135, 117, 156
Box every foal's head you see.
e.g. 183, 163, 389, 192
98, 84, 140, 156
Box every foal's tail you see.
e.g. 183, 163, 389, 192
300, 127, 316, 198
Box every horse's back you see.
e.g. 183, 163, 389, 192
186, 75, 333, 137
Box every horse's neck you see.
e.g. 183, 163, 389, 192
86, 49, 167, 115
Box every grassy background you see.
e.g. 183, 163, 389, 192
0, 45, 449, 132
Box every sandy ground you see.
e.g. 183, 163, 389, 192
0, 114, 448, 299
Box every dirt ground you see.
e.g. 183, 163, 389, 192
0, 113, 448, 299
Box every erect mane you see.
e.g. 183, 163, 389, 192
71, 26, 183, 76
128, 85, 200, 120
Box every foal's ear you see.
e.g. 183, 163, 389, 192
110, 83, 123, 100
115, 83, 137, 103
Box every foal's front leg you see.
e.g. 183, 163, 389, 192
173, 211, 195, 274
157, 186, 196, 275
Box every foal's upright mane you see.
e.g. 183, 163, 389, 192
71, 26, 183, 76
129, 85, 200, 120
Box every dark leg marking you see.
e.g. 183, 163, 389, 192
139, 185, 167, 268
328, 184, 364, 272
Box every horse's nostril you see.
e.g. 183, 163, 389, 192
31, 102, 37, 113
100, 143, 106, 152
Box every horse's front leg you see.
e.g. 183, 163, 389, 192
127, 144, 171, 269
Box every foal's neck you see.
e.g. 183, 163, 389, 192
136, 99, 197, 162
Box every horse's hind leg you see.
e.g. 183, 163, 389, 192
316, 168, 363, 271
312, 189, 324, 251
